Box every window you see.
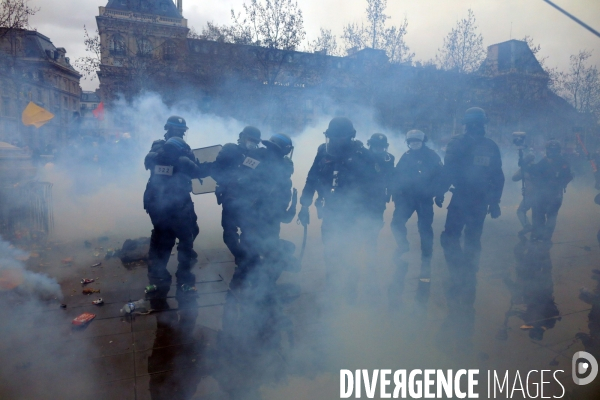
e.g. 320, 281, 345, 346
137, 38, 153, 57
163, 41, 176, 60
110, 34, 126, 56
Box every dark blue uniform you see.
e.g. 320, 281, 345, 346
391, 145, 443, 263
440, 133, 504, 294
143, 138, 210, 286
529, 156, 572, 242
211, 143, 250, 263
300, 141, 378, 295
235, 147, 294, 287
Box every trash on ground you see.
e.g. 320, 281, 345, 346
72, 312, 96, 326
144, 284, 158, 294
83, 288, 100, 295
520, 325, 534, 330
118, 237, 150, 263
181, 284, 197, 292
90, 262, 102, 267
60, 304, 67, 309
121, 298, 150, 315
61, 257, 73, 264
105, 249, 116, 259
81, 278, 95, 284
92, 298, 104, 305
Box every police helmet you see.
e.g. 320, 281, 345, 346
406, 130, 425, 142
462, 107, 488, 125
164, 137, 189, 152
263, 133, 293, 155
367, 133, 389, 148
164, 115, 188, 132
239, 126, 262, 142
324, 117, 356, 139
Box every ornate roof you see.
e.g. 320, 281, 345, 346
105, 0, 182, 19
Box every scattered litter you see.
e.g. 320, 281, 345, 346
93, 250, 100, 257
109, 341, 113, 344
105, 249, 116, 259
92, 298, 104, 305
72, 312, 96, 326
520, 325, 534, 330
60, 304, 67, 309
61, 257, 74, 264
81, 278, 95, 285
419, 278, 431, 283
144, 284, 158, 294
119, 237, 150, 263
121, 299, 151, 315
90, 262, 102, 268
181, 284, 197, 292
83, 288, 100, 295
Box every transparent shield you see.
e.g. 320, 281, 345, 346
191, 145, 222, 195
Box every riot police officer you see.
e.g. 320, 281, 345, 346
143, 116, 211, 290
212, 126, 262, 265
529, 140, 572, 244
298, 117, 378, 301
235, 133, 297, 288
440, 108, 504, 301
391, 130, 444, 281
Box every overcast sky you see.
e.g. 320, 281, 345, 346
28, 0, 600, 91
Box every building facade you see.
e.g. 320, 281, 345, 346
0, 29, 81, 150
94, 0, 592, 149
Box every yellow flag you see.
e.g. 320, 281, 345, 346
22, 102, 54, 128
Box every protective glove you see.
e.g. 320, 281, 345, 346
281, 189, 298, 224
488, 203, 501, 219
298, 205, 310, 227
434, 195, 444, 208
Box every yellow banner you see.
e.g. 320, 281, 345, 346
22, 102, 54, 128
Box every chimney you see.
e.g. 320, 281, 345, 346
177, 0, 182, 14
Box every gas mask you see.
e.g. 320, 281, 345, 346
245, 140, 259, 150
408, 141, 423, 150
325, 136, 352, 157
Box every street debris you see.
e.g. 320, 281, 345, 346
121, 299, 151, 315
520, 325, 534, 330
180, 284, 197, 292
105, 249, 116, 259
81, 278, 95, 284
61, 257, 73, 264
83, 288, 100, 295
92, 298, 104, 305
119, 237, 150, 263
72, 312, 96, 326
144, 284, 158, 294
60, 304, 67, 309
90, 262, 102, 267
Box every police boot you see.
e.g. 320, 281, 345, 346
419, 255, 432, 283
146, 285, 171, 312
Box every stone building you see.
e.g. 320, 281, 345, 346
93, 0, 590, 149
0, 28, 81, 149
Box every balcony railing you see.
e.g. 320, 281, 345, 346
98, 7, 188, 27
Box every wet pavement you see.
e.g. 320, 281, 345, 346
0, 180, 599, 399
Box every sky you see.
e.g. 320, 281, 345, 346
27, 0, 600, 91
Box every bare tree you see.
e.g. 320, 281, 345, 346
307, 28, 340, 56
436, 9, 485, 73
0, 0, 38, 39
555, 50, 600, 117
74, 26, 101, 80
230, 0, 305, 50
342, 0, 413, 63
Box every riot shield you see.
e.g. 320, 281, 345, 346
191, 145, 222, 195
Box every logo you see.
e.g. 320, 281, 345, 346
572, 351, 598, 385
